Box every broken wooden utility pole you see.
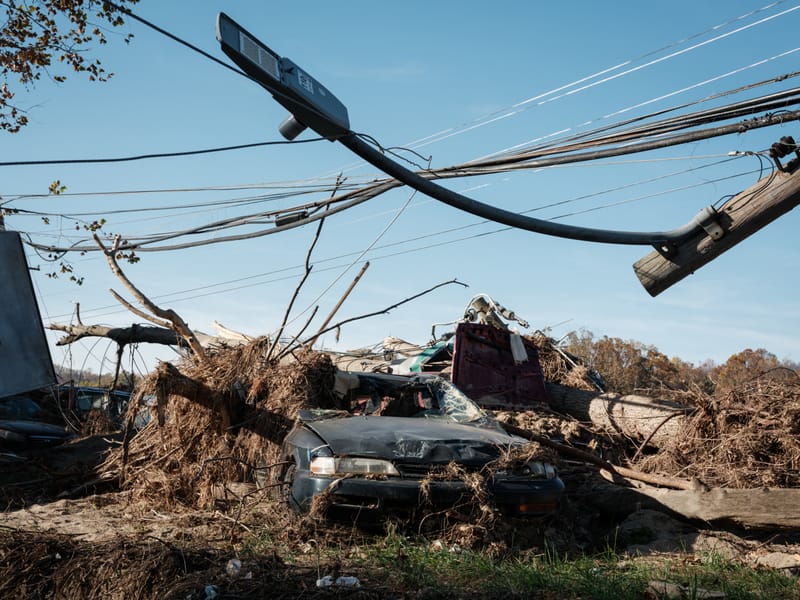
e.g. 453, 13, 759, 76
634, 141, 800, 296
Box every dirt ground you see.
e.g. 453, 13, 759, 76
2, 434, 800, 599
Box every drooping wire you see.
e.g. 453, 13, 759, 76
0, 137, 324, 167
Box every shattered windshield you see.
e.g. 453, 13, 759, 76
341, 372, 493, 426
420, 378, 486, 423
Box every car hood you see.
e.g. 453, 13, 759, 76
0, 419, 70, 436
305, 416, 517, 464
0, 419, 72, 445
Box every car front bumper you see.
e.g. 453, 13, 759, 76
290, 470, 564, 518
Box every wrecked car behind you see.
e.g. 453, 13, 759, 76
278, 372, 564, 521
0, 395, 73, 449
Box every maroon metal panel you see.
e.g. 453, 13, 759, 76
451, 322, 549, 410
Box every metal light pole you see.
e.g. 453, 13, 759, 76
215, 13, 800, 295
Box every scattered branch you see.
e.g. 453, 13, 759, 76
501, 421, 696, 490
94, 233, 208, 365
267, 191, 337, 359
302, 278, 469, 344
304, 261, 370, 348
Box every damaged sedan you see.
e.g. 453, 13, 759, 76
277, 372, 564, 521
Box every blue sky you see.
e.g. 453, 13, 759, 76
4, 1, 799, 378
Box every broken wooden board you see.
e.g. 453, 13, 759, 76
581, 481, 800, 529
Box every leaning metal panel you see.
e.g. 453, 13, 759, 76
0, 231, 56, 397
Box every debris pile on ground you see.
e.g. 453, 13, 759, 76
529, 331, 600, 391
0, 529, 341, 600
636, 376, 800, 487
99, 339, 337, 508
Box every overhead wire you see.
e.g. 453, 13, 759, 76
19, 71, 800, 254
14, 3, 797, 332
0, 137, 327, 167
7, 1, 795, 234
46, 157, 764, 322
405, 1, 800, 153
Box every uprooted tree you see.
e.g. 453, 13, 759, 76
44, 227, 800, 531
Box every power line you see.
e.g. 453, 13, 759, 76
44, 160, 763, 322
23, 93, 795, 255
0, 137, 324, 167
12, 4, 800, 256
406, 2, 800, 153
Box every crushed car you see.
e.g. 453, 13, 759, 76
0, 394, 73, 449
53, 385, 131, 427
276, 371, 564, 521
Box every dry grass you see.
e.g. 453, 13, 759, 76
530, 332, 598, 391
636, 375, 800, 487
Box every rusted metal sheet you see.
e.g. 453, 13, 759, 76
451, 322, 549, 410
0, 231, 56, 397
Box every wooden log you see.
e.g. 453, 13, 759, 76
544, 382, 691, 448
579, 480, 800, 529
501, 421, 695, 490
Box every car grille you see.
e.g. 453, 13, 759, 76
394, 463, 430, 478
394, 462, 484, 479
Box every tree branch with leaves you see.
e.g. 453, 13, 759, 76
0, 0, 137, 132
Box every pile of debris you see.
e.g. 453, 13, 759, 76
100, 339, 337, 508
96, 294, 799, 530
637, 375, 800, 488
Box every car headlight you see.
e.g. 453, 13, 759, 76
514, 461, 557, 479
310, 456, 400, 476
522, 461, 556, 479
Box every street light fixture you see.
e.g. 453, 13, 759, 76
216, 12, 349, 141
215, 12, 800, 296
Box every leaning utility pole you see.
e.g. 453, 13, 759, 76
634, 144, 800, 296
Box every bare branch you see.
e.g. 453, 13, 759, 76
47, 322, 181, 347
267, 180, 341, 359
305, 261, 370, 349
302, 278, 469, 345
108, 289, 171, 329
94, 233, 208, 365
275, 306, 320, 362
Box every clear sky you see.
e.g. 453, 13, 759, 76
3, 0, 799, 379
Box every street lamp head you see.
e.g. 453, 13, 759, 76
278, 114, 307, 141
216, 12, 350, 141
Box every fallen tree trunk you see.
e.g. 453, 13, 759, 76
49, 323, 181, 347
579, 479, 800, 529
48, 322, 244, 349
544, 381, 692, 448
501, 422, 694, 490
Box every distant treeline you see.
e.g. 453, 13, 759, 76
53, 334, 798, 398
562, 330, 798, 397
54, 366, 138, 392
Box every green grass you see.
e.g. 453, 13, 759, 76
261, 527, 799, 599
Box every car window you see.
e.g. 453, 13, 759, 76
346, 376, 486, 424
427, 379, 486, 423
0, 396, 42, 419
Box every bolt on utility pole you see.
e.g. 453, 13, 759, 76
216, 13, 800, 296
